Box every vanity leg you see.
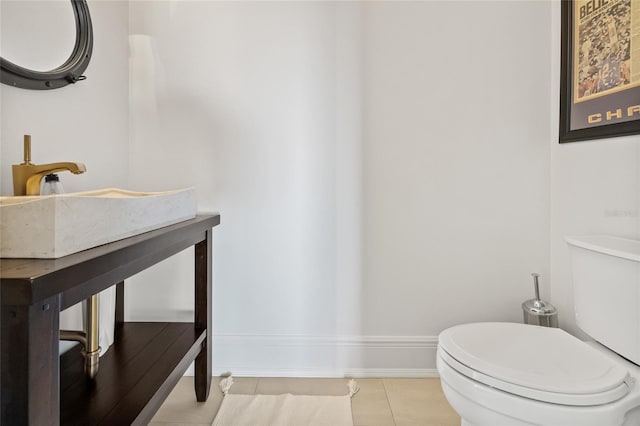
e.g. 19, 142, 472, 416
115, 281, 125, 327
115, 281, 125, 340
1, 296, 60, 426
194, 229, 212, 401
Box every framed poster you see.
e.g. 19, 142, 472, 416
560, 0, 640, 143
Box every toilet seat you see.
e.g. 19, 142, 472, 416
438, 322, 631, 406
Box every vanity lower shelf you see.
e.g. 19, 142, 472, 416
60, 322, 205, 426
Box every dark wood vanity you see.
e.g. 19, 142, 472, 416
0, 214, 220, 425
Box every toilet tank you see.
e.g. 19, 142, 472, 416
566, 235, 640, 365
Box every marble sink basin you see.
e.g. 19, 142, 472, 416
0, 188, 196, 258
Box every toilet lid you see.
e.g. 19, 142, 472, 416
438, 322, 631, 406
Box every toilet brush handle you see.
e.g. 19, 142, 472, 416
531, 273, 541, 301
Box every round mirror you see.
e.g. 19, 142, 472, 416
0, 0, 93, 90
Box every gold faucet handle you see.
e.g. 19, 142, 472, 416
22, 135, 32, 165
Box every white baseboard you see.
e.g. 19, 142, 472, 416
205, 368, 439, 378
186, 334, 440, 378
343, 368, 439, 378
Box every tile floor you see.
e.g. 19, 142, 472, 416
150, 376, 461, 426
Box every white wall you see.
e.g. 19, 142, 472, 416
127, 0, 369, 376
0, 0, 130, 334
361, 1, 551, 338
1, 0, 129, 195
549, 1, 640, 336
128, 0, 551, 377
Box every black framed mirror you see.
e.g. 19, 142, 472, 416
1, 0, 93, 90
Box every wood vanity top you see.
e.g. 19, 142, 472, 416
1, 214, 220, 309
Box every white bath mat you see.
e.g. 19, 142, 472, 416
212, 376, 359, 426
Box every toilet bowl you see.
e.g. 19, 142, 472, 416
437, 322, 640, 426
436, 236, 640, 426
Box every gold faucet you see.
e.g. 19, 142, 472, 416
12, 135, 86, 196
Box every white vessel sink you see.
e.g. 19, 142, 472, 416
0, 188, 196, 258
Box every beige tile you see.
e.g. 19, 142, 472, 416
351, 378, 395, 426
151, 376, 258, 424
384, 378, 460, 426
255, 377, 352, 396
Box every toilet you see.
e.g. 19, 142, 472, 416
436, 235, 640, 426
